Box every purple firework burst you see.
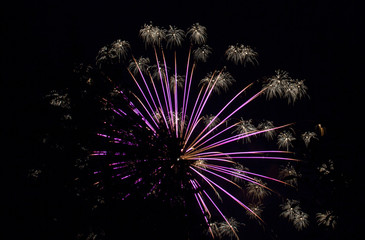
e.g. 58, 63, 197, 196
87, 22, 308, 239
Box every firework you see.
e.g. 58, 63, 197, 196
225, 44, 258, 66
278, 163, 301, 187
233, 119, 257, 143
279, 199, 301, 221
316, 210, 337, 229
318, 159, 334, 176
280, 199, 309, 231
70, 22, 310, 239
292, 210, 309, 231
277, 130, 296, 151
263, 70, 308, 104
257, 120, 276, 140
246, 178, 271, 201
246, 203, 264, 220
301, 131, 318, 148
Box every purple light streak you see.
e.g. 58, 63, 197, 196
190, 123, 292, 155
205, 163, 290, 186
190, 166, 263, 221
187, 87, 267, 152
193, 165, 242, 189
202, 189, 239, 239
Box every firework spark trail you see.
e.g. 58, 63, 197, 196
191, 167, 263, 222
146, 70, 170, 131
191, 151, 299, 162
186, 82, 254, 149
195, 150, 292, 157
185, 123, 293, 157
130, 92, 158, 131
193, 165, 242, 189
183, 70, 222, 140
203, 163, 290, 188
188, 70, 225, 136
117, 89, 158, 132
126, 69, 158, 127
184, 86, 203, 139
190, 180, 215, 237
191, 167, 255, 239
160, 48, 174, 129
190, 180, 212, 217
188, 122, 241, 152
193, 178, 239, 240
153, 47, 172, 126
186, 87, 267, 152
174, 52, 178, 138
129, 56, 159, 117
203, 123, 293, 150
184, 70, 225, 143
202, 165, 276, 194
182, 47, 193, 132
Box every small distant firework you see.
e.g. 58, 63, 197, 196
301, 131, 318, 148
278, 163, 301, 187
257, 120, 276, 140
263, 70, 308, 104
218, 217, 243, 239
280, 199, 302, 221
233, 119, 257, 143
246, 178, 271, 201
280, 199, 309, 231
292, 210, 309, 231
28, 168, 42, 179
318, 159, 334, 176
246, 203, 264, 220
277, 130, 296, 151
316, 210, 337, 229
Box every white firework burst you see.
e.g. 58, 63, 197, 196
207, 222, 221, 239
202, 114, 221, 130
28, 168, 42, 179
280, 199, 301, 221
166, 25, 185, 49
46, 90, 71, 109
218, 217, 243, 240
225, 44, 258, 66
257, 120, 276, 140
169, 74, 185, 90
95, 46, 109, 67
150, 62, 170, 80
316, 210, 337, 229
200, 71, 235, 94
278, 164, 301, 187
246, 203, 264, 220
186, 23, 207, 45
263, 70, 307, 104
246, 178, 270, 201
110, 39, 130, 62
193, 44, 212, 62
318, 159, 334, 176
128, 56, 150, 76
301, 131, 318, 148
292, 210, 309, 231
139, 22, 166, 47
263, 69, 290, 99
230, 163, 249, 183
233, 119, 257, 143
277, 130, 296, 151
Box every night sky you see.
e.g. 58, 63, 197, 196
3, 0, 363, 239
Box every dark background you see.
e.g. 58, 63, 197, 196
2, 0, 363, 239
